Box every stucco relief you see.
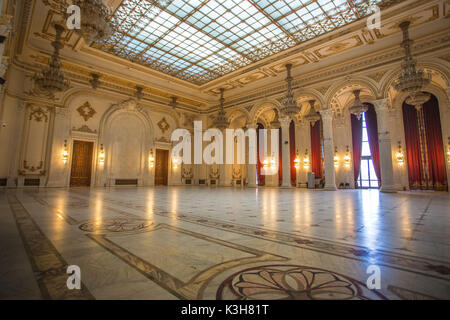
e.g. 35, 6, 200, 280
76, 101, 96, 121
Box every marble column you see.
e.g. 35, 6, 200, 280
280, 117, 292, 188
46, 106, 71, 187
373, 99, 397, 193
247, 124, 257, 187
296, 121, 310, 188
7, 101, 25, 187
220, 129, 232, 186
319, 109, 337, 191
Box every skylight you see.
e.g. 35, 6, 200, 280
96, 0, 384, 85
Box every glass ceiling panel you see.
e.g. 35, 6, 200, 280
96, 0, 389, 85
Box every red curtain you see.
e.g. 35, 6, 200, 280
402, 102, 424, 189
290, 120, 296, 186
351, 114, 362, 184
423, 95, 447, 191
310, 120, 323, 179
279, 126, 282, 186
365, 103, 381, 183
257, 123, 265, 186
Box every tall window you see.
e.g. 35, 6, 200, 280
358, 113, 379, 188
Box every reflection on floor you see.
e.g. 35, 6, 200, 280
0, 187, 449, 300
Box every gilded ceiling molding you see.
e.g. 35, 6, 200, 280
213, 33, 450, 112
324, 78, 379, 107
380, 61, 450, 98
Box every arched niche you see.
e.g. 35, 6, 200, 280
97, 99, 154, 186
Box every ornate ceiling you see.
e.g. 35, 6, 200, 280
95, 0, 395, 85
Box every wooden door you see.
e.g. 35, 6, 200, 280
155, 149, 169, 186
70, 141, 94, 187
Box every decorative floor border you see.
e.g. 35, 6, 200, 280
87, 223, 287, 300
67, 190, 450, 282
6, 194, 94, 300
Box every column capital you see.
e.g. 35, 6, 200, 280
279, 116, 291, 128
54, 106, 69, 118
373, 99, 389, 113
319, 108, 333, 120
246, 123, 257, 130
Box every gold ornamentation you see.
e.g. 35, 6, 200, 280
157, 117, 170, 133
72, 125, 97, 133
29, 106, 49, 122
367, 71, 386, 83
232, 167, 241, 179
23, 160, 44, 173
76, 102, 96, 121
209, 168, 220, 179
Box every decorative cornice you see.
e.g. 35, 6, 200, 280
211, 33, 450, 111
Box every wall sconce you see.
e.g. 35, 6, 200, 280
447, 137, 450, 163
263, 154, 277, 173
294, 149, 301, 169
172, 157, 180, 169
263, 158, 269, 169
334, 147, 339, 167
344, 146, 351, 168
270, 156, 276, 171
149, 149, 155, 168
62, 140, 69, 164
303, 149, 310, 169
99, 144, 105, 165
396, 141, 405, 166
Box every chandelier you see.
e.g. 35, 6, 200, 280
304, 100, 321, 124
213, 88, 229, 130
34, 23, 70, 95
72, 0, 114, 43
280, 64, 301, 117
393, 21, 431, 104
349, 90, 368, 120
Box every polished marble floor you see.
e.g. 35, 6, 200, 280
0, 186, 449, 300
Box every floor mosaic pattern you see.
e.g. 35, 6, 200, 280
0, 187, 449, 300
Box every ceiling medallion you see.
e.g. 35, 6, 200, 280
393, 21, 431, 105
72, 0, 115, 44
304, 100, 321, 124
213, 88, 229, 130
33, 23, 70, 95
280, 64, 300, 117
349, 90, 368, 120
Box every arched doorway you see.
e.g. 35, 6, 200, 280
290, 120, 296, 187
402, 93, 448, 191
310, 118, 323, 187
256, 123, 265, 186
